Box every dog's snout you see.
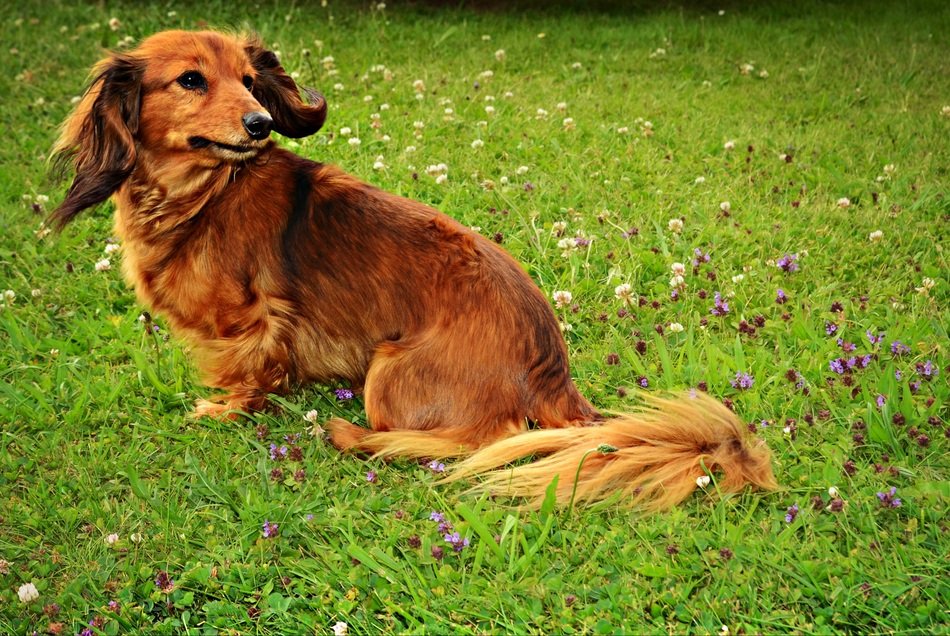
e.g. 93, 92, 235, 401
242, 112, 273, 140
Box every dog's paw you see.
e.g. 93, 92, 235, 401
191, 398, 240, 421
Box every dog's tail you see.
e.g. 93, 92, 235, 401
328, 392, 777, 510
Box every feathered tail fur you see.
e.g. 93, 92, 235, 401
331, 392, 777, 511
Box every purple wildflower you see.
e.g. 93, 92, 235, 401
366, 471, 377, 483
876, 487, 902, 508
621, 227, 639, 239
909, 380, 921, 393
775, 288, 787, 304
866, 329, 885, 345
845, 357, 858, 370
829, 359, 845, 374
107, 600, 120, 614
890, 341, 909, 356
784, 504, 799, 523
263, 520, 279, 538
269, 444, 288, 461
915, 360, 938, 380
638, 375, 649, 388
730, 372, 754, 390
776, 253, 799, 273
155, 570, 174, 593
710, 292, 730, 316
875, 394, 886, 409
80, 627, 94, 636
825, 322, 838, 336
837, 339, 856, 352
691, 247, 711, 267
334, 388, 354, 401
895, 369, 903, 380
574, 237, 591, 247
443, 532, 470, 552
858, 354, 872, 368
427, 460, 446, 473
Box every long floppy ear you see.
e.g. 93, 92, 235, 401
245, 38, 327, 138
49, 54, 143, 229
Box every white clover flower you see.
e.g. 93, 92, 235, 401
425, 163, 448, 176
31, 289, 42, 298
941, 105, 950, 117
731, 274, 744, 284
333, 83, 344, 91
479, 70, 494, 80
915, 277, 936, 295
669, 275, 685, 288
404, 145, 416, 154
494, 49, 506, 61
869, 230, 883, 242
516, 165, 529, 175
348, 137, 361, 147
694, 176, 706, 185
551, 221, 567, 236
499, 176, 509, 185
667, 218, 684, 234
614, 283, 633, 302
413, 121, 425, 130
828, 486, 839, 498
552, 290, 573, 309
412, 79, 425, 92
484, 105, 496, 115
503, 90, 514, 98
95, 258, 111, 271
105, 533, 119, 545
339, 126, 352, 136
18, 582, 39, 603
379, 103, 390, 111
562, 117, 575, 130
559, 321, 572, 333
556, 102, 568, 111
758, 69, 769, 79
617, 126, 629, 134
571, 61, 583, 70
471, 139, 484, 149
108, 17, 121, 31
443, 107, 454, 116
536, 108, 549, 119
696, 475, 711, 488
724, 140, 736, 150
104, 242, 121, 254
719, 201, 731, 213
35, 194, 49, 204
373, 160, 385, 170
837, 197, 851, 208
739, 62, 755, 75
668, 322, 684, 333
482, 34, 492, 41
435, 174, 448, 185
3, 289, 15, 304
332, 621, 349, 636
671, 262, 686, 276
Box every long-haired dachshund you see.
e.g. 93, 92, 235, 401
51, 30, 777, 509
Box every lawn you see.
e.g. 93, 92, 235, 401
1, 0, 948, 633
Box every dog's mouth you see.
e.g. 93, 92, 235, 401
188, 136, 264, 158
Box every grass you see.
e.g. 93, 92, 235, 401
1, 0, 948, 633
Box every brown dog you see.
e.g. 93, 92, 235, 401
51, 30, 777, 509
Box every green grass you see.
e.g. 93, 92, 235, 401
2, 0, 948, 633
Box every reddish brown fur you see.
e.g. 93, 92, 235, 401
51, 30, 778, 510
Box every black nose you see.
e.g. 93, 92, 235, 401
242, 112, 273, 140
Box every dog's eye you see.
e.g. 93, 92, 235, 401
177, 71, 208, 91
243, 75, 254, 90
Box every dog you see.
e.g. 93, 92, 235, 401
51, 30, 777, 509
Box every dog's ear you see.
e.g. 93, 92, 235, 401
245, 38, 327, 138
49, 54, 143, 229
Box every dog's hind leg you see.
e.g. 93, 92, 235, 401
328, 334, 526, 457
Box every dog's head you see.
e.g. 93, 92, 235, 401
49, 30, 327, 228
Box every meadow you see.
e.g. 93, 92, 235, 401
1, 0, 948, 633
